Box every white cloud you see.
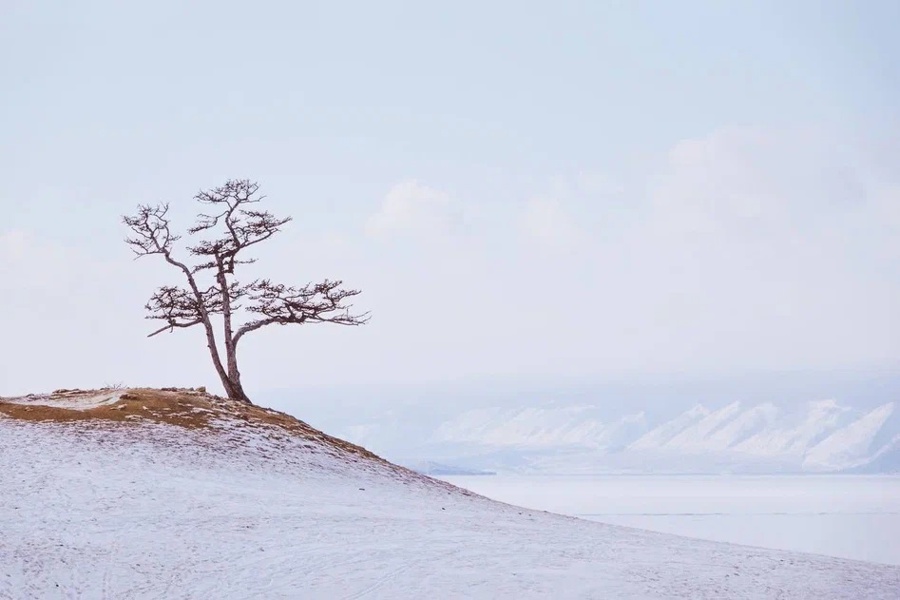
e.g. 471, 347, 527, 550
575, 171, 625, 198
519, 196, 582, 249
365, 180, 460, 239
649, 127, 872, 238
0, 230, 29, 261
353, 126, 898, 380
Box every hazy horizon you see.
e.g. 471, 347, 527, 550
3, 1, 899, 398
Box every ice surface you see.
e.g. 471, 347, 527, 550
442, 474, 900, 566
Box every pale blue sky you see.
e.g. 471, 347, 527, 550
2, 1, 899, 396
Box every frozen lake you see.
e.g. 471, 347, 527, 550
440, 475, 900, 566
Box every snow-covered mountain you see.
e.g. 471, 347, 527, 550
407, 400, 899, 474
272, 374, 900, 475
6, 388, 899, 598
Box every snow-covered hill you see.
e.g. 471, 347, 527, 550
3, 388, 899, 598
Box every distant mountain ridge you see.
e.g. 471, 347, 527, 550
413, 399, 898, 474
265, 372, 900, 475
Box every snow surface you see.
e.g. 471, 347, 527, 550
2, 416, 899, 599
628, 404, 710, 451
804, 403, 895, 470
3, 390, 125, 410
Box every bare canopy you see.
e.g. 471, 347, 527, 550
123, 179, 369, 403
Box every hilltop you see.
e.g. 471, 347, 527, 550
0, 387, 399, 468
1, 388, 898, 599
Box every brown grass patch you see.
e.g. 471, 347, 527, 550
0, 388, 382, 461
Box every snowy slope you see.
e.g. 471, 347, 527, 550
2, 391, 899, 599
733, 400, 851, 457
663, 401, 746, 451
804, 403, 895, 470
628, 404, 710, 451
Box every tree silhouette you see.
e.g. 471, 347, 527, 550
123, 179, 368, 403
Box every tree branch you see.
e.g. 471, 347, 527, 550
123, 203, 181, 258
143, 285, 223, 337
186, 179, 291, 273
147, 319, 203, 338
233, 279, 370, 346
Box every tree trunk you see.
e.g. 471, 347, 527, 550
224, 352, 249, 402
213, 258, 251, 404
226, 374, 251, 404
198, 316, 233, 396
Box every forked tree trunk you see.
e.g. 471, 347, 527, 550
211, 257, 252, 404
205, 332, 251, 403
222, 340, 250, 403
223, 374, 250, 403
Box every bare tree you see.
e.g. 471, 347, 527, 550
123, 179, 368, 403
